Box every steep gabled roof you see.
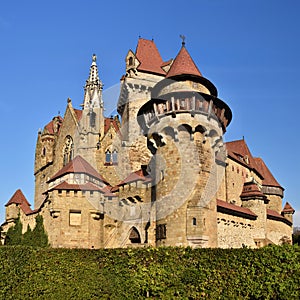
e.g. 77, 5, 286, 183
254, 157, 282, 189
166, 45, 202, 78
73, 109, 83, 121
104, 117, 120, 135
226, 139, 262, 177
135, 38, 166, 75
5, 189, 33, 215
48, 155, 108, 184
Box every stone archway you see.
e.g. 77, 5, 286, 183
129, 227, 141, 244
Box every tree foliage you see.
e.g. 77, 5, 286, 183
293, 227, 300, 245
4, 215, 22, 245
4, 215, 48, 248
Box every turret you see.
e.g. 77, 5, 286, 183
240, 181, 268, 245
282, 202, 295, 223
137, 40, 232, 247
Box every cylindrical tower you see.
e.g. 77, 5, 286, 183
137, 43, 232, 247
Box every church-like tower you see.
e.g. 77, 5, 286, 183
77, 54, 104, 164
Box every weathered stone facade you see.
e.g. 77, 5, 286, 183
1, 38, 294, 248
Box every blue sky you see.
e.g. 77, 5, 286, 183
1, 0, 299, 226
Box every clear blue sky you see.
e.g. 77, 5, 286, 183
1, 1, 299, 226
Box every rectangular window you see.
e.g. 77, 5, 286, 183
69, 210, 81, 226
156, 224, 166, 240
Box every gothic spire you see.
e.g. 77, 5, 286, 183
82, 54, 103, 109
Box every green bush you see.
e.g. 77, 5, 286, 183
4, 215, 48, 248
0, 245, 299, 299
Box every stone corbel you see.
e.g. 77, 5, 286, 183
90, 210, 103, 220
49, 208, 60, 218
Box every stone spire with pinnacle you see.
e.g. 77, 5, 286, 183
82, 54, 103, 109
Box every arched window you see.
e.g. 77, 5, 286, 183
105, 149, 118, 165
105, 150, 111, 164
112, 150, 118, 164
42, 147, 46, 156
128, 57, 133, 66
63, 136, 74, 166
192, 217, 197, 226
89, 111, 96, 128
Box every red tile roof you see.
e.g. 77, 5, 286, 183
135, 38, 166, 75
117, 168, 151, 186
267, 208, 292, 225
46, 181, 116, 197
161, 59, 173, 67
101, 185, 117, 197
166, 45, 202, 78
48, 181, 103, 192
226, 139, 262, 177
217, 199, 257, 219
5, 189, 33, 215
48, 155, 108, 184
240, 182, 266, 199
74, 109, 83, 121
254, 157, 282, 189
282, 202, 295, 214
104, 117, 120, 135
44, 116, 63, 134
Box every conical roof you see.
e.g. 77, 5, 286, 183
282, 202, 295, 214
5, 189, 33, 215
166, 45, 202, 78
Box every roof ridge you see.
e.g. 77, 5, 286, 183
253, 157, 282, 189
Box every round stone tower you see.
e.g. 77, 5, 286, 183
137, 42, 232, 247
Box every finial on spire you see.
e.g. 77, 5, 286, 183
92, 54, 97, 63
180, 34, 186, 47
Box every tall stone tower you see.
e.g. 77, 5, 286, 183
117, 38, 173, 176
137, 41, 232, 247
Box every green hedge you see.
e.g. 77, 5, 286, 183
0, 245, 299, 299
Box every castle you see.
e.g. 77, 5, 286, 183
1, 38, 295, 248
